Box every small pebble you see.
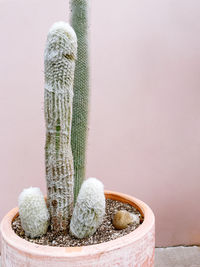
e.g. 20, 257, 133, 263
19, 230, 25, 236
130, 213, 140, 225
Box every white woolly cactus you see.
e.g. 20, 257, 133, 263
44, 21, 77, 231
70, 178, 105, 239
18, 187, 49, 238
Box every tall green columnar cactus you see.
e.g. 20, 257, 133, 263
70, 0, 90, 202
44, 22, 77, 231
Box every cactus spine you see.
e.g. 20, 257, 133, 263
70, 178, 105, 239
44, 22, 77, 231
70, 0, 90, 202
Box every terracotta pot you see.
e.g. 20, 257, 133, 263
0, 191, 155, 267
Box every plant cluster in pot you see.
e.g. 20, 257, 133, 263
0, 1, 155, 266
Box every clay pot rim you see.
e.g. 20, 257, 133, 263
0, 190, 155, 259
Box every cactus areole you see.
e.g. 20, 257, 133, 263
44, 22, 77, 231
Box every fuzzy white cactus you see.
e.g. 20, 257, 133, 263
70, 178, 105, 239
18, 187, 49, 238
44, 22, 77, 231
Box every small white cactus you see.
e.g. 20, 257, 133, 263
18, 187, 49, 238
70, 178, 105, 239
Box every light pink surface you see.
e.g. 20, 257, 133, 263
1, 192, 155, 267
0, 0, 200, 247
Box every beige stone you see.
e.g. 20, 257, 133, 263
112, 210, 138, 230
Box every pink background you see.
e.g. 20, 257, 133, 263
1, 0, 200, 247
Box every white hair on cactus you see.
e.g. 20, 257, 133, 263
70, 177, 105, 239
49, 21, 77, 43
44, 21, 77, 231
18, 187, 49, 238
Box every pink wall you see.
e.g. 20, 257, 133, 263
1, 0, 200, 247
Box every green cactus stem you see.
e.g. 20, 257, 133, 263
70, 0, 90, 202
44, 22, 77, 231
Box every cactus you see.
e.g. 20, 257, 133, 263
18, 187, 49, 238
44, 22, 77, 231
70, 178, 105, 239
70, 0, 90, 202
